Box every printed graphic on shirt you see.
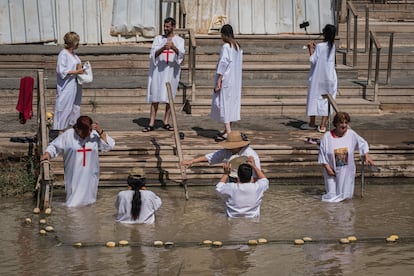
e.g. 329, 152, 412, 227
334, 147, 348, 167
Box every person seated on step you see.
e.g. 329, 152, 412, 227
181, 131, 261, 181
115, 168, 162, 224
216, 156, 269, 218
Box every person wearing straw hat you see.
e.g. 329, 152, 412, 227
181, 131, 261, 180
216, 156, 269, 218
115, 168, 162, 224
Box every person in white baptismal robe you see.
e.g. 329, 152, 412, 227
115, 173, 162, 224
144, 17, 185, 132
210, 24, 243, 138
318, 112, 374, 202
54, 31, 85, 131
41, 116, 115, 207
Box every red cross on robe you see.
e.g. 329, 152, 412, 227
77, 145, 92, 167
162, 49, 174, 64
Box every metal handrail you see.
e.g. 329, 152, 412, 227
367, 30, 394, 101
346, 1, 358, 66
175, 28, 197, 102
368, 31, 381, 102
322, 93, 340, 131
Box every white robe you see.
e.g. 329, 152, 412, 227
205, 146, 261, 178
306, 42, 337, 116
146, 34, 185, 103
54, 49, 83, 130
45, 128, 115, 207
210, 43, 243, 123
318, 129, 370, 202
115, 190, 162, 224
216, 178, 269, 218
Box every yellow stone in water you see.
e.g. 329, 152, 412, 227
294, 239, 305, 245
106, 241, 116, 247
153, 240, 163, 247
39, 229, 47, 235
202, 240, 213, 246
248, 239, 258, 245
339, 238, 350, 244
386, 236, 396, 242
389, 235, 399, 240
25, 218, 32, 224
212, 241, 223, 247
44, 208, 52, 215
39, 219, 47, 224
45, 226, 54, 232
33, 208, 40, 214
119, 240, 129, 246
347, 236, 357, 242
303, 237, 313, 242
258, 238, 268, 244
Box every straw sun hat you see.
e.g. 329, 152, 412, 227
219, 131, 250, 149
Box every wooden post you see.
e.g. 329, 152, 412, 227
166, 82, 188, 200
37, 69, 52, 209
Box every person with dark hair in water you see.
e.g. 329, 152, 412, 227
301, 24, 337, 133
115, 170, 162, 224
41, 115, 115, 207
216, 156, 268, 218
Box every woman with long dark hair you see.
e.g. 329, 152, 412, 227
301, 24, 337, 133
210, 24, 243, 139
115, 173, 162, 224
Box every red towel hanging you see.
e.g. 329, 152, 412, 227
16, 76, 34, 124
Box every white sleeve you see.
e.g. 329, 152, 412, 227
216, 45, 231, 75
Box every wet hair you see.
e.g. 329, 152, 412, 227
127, 176, 146, 220
63, 32, 80, 49
164, 17, 176, 26
221, 24, 240, 51
322, 24, 336, 57
238, 163, 253, 183
333, 111, 351, 126
73, 116, 92, 138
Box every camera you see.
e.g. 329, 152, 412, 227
300, 21, 310, 29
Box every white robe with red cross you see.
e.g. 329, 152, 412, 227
45, 128, 115, 207
146, 34, 185, 103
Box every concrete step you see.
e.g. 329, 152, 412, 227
3, 126, 413, 186
187, 97, 381, 116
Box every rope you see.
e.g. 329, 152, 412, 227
49, 236, 414, 248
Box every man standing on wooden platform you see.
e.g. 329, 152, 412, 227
143, 17, 185, 132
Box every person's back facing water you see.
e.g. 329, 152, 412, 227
115, 173, 162, 224
216, 157, 269, 218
